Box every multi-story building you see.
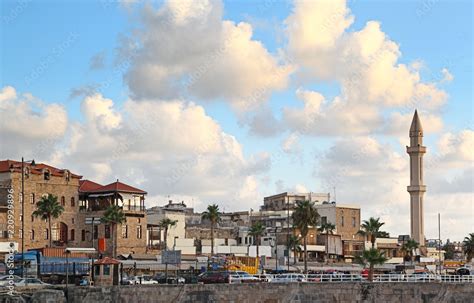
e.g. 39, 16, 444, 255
0, 160, 82, 251
0, 160, 148, 257
261, 192, 330, 211
78, 179, 147, 256
315, 203, 364, 258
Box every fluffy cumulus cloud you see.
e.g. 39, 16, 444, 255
316, 136, 472, 241
124, 0, 292, 112
283, 0, 449, 136
0, 86, 68, 159
54, 93, 269, 211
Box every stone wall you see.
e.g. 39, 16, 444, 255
63, 283, 474, 303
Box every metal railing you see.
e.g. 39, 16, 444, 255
250, 273, 474, 283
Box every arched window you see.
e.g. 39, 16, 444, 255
71, 197, 75, 207
51, 223, 60, 241
61, 196, 66, 206
70, 229, 75, 241
44, 229, 49, 240
30, 230, 35, 240
81, 229, 86, 241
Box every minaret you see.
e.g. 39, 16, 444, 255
407, 110, 426, 246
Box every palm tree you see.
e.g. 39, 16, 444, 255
32, 194, 64, 247
101, 204, 126, 258
356, 217, 386, 249
249, 221, 266, 263
355, 248, 388, 282
159, 218, 178, 250
462, 233, 474, 262
292, 200, 319, 273
401, 239, 419, 264
318, 222, 336, 262
201, 204, 221, 256
287, 235, 302, 264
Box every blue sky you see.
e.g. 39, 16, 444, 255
1, 0, 472, 240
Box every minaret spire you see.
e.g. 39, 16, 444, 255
407, 110, 426, 245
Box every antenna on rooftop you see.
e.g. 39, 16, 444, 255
333, 186, 336, 203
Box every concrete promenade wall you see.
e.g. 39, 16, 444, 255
64, 283, 474, 303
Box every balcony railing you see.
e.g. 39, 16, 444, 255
79, 205, 145, 212
122, 205, 145, 212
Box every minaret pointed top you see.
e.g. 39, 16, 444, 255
410, 109, 423, 135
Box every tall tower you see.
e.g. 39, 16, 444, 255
407, 110, 426, 246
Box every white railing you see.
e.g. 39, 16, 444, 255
251, 273, 474, 283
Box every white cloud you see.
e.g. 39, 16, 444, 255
56, 93, 267, 211
123, 0, 291, 111
440, 68, 454, 83
316, 135, 472, 241
282, 1, 449, 137
0, 86, 68, 160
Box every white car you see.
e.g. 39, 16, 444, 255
228, 271, 261, 284
129, 275, 158, 285
0, 275, 22, 287
271, 273, 307, 283
13, 278, 51, 288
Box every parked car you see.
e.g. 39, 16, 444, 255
456, 268, 471, 276
197, 271, 231, 284
228, 271, 260, 284
406, 272, 439, 282
153, 273, 185, 284
0, 275, 21, 287
13, 278, 51, 288
128, 275, 158, 285
253, 274, 273, 282
271, 273, 307, 283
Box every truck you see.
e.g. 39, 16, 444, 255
12, 248, 90, 283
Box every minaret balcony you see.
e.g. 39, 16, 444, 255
406, 146, 426, 153
407, 185, 427, 193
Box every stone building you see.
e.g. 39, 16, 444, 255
0, 159, 148, 257
0, 160, 82, 251
261, 192, 330, 211
78, 179, 147, 256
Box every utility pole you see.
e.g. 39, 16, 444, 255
438, 213, 441, 275
287, 197, 290, 272
21, 157, 24, 279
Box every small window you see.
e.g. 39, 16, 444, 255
19, 215, 23, 222
341, 216, 344, 227
61, 196, 65, 206
44, 171, 50, 180
105, 225, 111, 239
31, 215, 34, 222
70, 229, 75, 241
94, 265, 100, 276
81, 230, 86, 241
137, 225, 142, 239
94, 225, 98, 240
19, 193, 23, 203
72, 218, 75, 224
30, 193, 35, 204
71, 197, 75, 207
19, 229, 23, 239
352, 217, 356, 228
44, 229, 49, 240
103, 264, 110, 276
122, 225, 128, 238
30, 230, 35, 240
321, 216, 327, 225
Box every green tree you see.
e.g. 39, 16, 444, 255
249, 221, 266, 262
292, 200, 319, 273
401, 239, 419, 264
443, 240, 456, 260
159, 218, 178, 251
318, 222, 336, 262
101, 204, 126, 258
201, 204, 221, 256
32, 194, 64, 247
356, 217, 386, 249
355, 248, 388, 282
287, 235, 302, 264
463, 233, 474, 262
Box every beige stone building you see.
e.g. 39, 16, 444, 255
0, 160, 82, 251
0, 160, 148, 257
261, 192, 330, 211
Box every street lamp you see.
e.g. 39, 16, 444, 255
21, 157, 35, 278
